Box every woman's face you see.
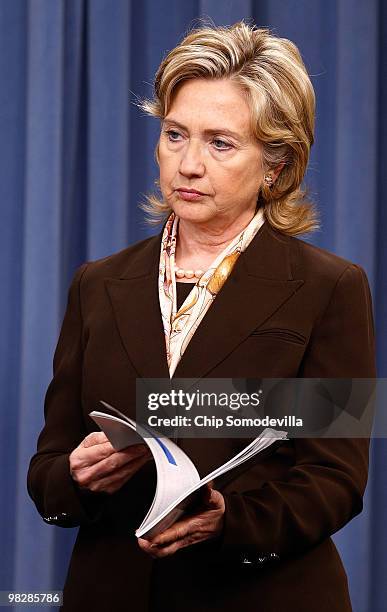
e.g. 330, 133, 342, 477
158, 78, 264, 227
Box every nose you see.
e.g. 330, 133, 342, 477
178, 139, 205, 178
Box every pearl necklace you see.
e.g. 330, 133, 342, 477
174, 264, 206, 279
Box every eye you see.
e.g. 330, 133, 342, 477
164, 129, 182, 142
212, 138, 232, 151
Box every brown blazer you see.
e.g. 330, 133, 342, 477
27, 221, 376, 612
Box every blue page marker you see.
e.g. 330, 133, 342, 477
154, 437, 177, 466
142, 423, 177, 465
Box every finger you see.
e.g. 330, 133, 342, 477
147, 494, 225, 548
200, 483, 213, 505
137, 537, 182, 559
141, 540, 181, 559
74, 446, 151, 486
70, 441, 116, 471
85, 453, 151, 493
81, 432, 109, 448
88, 445, 150, 476
197, 485, 224, 511
149, 516, 199, 548
139, 531, 204, 558
204, 487, 224, 510
99, 453, 151, 492
153, 533, 202, 557
72, 441, 150, 472
121, 444, 152, 459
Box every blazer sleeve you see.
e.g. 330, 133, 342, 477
218, 263, 376, 562
27, 264, 109, 527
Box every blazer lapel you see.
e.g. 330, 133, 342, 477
105, 222, 304, 383
173, 223, 304, 381
104, 233, 170, 380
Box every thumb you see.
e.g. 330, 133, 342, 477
202, 483, 224, 509
82, 431, 109, 448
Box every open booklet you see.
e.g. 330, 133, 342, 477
90, 401, 288, 540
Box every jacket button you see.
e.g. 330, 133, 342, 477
241, 553, 280, 567
43, 512, 69, 524
43, 515, 57, 523
242, 557, 252, 564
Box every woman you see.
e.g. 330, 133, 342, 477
27, 22, 376, 611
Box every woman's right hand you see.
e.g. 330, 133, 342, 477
69, 431, 152, 495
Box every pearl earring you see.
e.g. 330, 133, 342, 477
264, 174, 274, 186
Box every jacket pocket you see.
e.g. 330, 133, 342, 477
249, 327, 307, 346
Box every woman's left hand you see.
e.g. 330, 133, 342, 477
138, 483, 225, 558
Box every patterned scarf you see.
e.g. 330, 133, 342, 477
158, 209, 265, 377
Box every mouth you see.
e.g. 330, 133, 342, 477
176, 188, 207, 201
176, 188, 206, 195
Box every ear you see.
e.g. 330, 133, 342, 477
155, 141, 160, 166
272, 161, 285, 182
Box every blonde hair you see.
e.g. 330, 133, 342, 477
139, 20, 319, 235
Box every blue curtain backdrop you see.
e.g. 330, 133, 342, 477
1, 1, 386, 610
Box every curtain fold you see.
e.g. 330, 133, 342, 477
0, 1, 385, 610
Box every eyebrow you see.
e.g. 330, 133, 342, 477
162, 117, 244, 141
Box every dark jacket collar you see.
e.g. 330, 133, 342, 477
105, 222, 304, 382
